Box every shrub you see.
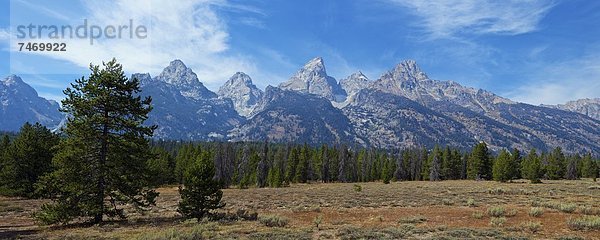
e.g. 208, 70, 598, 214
529, 207, 544, 217
398, 215, 427, 224
442, 199, 454, 206
259, 215, 289, 227
490, 217, 506, 227
558, 203, 577, 213
505, 208, 518, 217
353, 184, 362, 192
567, 216, 600, 230
313, 215, 323, 229
521, 221, 542, 233
580, 206, 600, 216
466, 198, 476, 207
472, 211, 485, 219
487, 206, 506, 217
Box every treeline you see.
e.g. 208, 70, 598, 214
2, 125, 599, 198
147, 140, 600, 188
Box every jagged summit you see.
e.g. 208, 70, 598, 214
153, 59, 216, 99
279, 57, 346, 102
218, 72, 263, 117
340, 71, 370, 96
1, 75, 64, 131
303, 57, 326, 73
388, 59, 429, 81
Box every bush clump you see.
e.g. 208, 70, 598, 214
567, 216, 600, 230
529, 207, 544, 217
259, 215, 289, 227
487, 206, 506, 217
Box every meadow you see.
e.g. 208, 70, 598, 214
1, 179, 599, 239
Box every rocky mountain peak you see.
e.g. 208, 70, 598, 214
340, 71, 370, 96
279, 57, 346, 102
218, 72, 263, 117
156, 59, 200, 86
390, 60, 428, 81
544, 98, 600, 121
303, 57, 326, 73
153, 60, 216, 100
3, 75, 24, 86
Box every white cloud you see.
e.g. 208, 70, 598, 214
505, 55, 600, 105
0, 28, 9, 41
14, 0, 259, 87
389, 0, 555, 39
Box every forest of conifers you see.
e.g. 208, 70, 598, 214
1, 122, 599, 198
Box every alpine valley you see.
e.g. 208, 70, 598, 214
2, 58, 599, 155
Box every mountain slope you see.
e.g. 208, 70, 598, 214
343, 89, 476, 149
230, 86, 360, 144
0, 75, 63, 131
136, 61, 243, 140
543, 98, 600, 121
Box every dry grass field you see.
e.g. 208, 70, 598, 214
1, 180, 599, 239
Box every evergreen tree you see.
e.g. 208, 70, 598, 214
521, 149, 542, 183
256, 141, 269, 188
237, 146, 251, 188
285, 147, 298, 183
35, 59, 157, 224
0, 123, 59, 197
147, 147, 176, 186
492, 149, 511, 182
565, 156, 579, 180
338, 145, 349, 182
581, 153, 598, 181
294, 144, 309, 183
175, 144, 198, 183
467, 142, 491, 180
545, 147, 565, 180
509, 148, 522, 180
178, 151, 224, 219
321, 145, 330, 182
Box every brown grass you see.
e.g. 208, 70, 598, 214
1, 179, 599, 239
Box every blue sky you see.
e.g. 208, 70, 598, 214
1, 0, 599, 105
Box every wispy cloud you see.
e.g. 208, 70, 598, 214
505, 54, 600, 105
0, 28, 10, 40
13, 0, 260, 87
388, 0, 556, 39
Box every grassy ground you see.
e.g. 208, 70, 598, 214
1, 179, 599, 239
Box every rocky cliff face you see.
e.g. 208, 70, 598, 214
217, 72, 263, 117
0, 75, 63, 131
279, 57, 347, 102
543, 98, 600, 121
230, 86, 360, 145
136, 60, 243, 140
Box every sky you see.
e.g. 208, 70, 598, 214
1, 0, 599, 105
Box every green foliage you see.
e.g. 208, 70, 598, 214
259, 214, 289, 227
35, 59, 157, 224
467, 142, 492, 180
178, 151, 225, 220
492, 149, 512, 182
567, 216, 600, 230
147, 147, 176, 186
521, 149, 543, 183
546, 147, 566, 180
0, 122, 58, 197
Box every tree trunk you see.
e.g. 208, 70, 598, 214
95, 109, 109, 223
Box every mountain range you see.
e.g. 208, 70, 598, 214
2, 58, 599, 155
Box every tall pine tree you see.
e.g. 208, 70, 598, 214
35, 59, 157, 224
